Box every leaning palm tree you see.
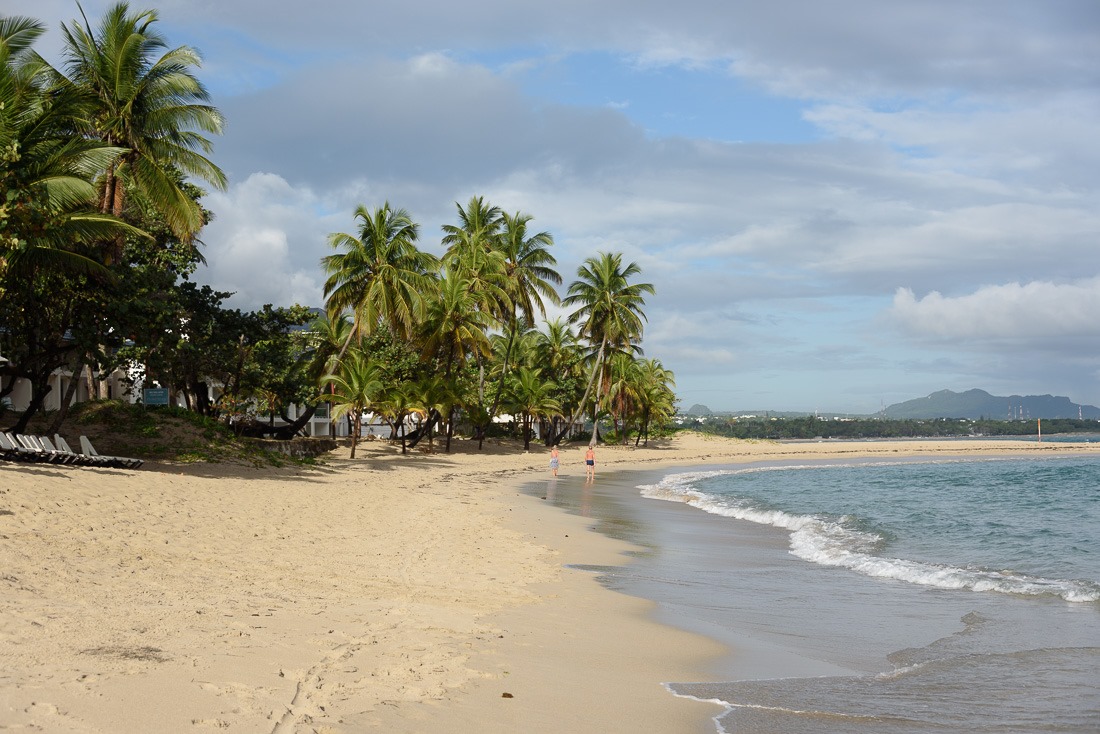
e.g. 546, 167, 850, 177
322, 203, 439, 356
560, 252, 654, 446
319, 349, 382, 459
51, 2, 227, 252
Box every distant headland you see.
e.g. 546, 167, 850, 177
685, 389, 1100, 420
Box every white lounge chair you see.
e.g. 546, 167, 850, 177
79, 435, 143, 469
52, 434, 100, 467
5, 432, 52, 463
0, 432, 38, 462
17, 434, 77, 464
33, 435, 81, 464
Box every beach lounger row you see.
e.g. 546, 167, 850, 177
0, 432, 142, 469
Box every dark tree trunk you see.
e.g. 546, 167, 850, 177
273, 404, 318, 439
48, 360, 85, 434
190, 380, 211, 415
12, 379, 52, 435
445, 406, 456, 453
402, 409, 442, 450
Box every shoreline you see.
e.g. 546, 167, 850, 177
1, 434, 1095, 732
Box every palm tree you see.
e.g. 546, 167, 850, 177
322, 203, 439, 355
606, 353, 643, 443
486, 211, 561, 417
0, 15, 139, 282
52, 2, 227, 251
535, 318, 581, 371
441, 196, 509, 438
0, 15, 150, 435
533, 318, 583, 443
307, 312, 355, 380
560, 252, 654, 446
418, 269, 493, 451
441, 195, 505, 284
634, 358, 676, 446
498, 211, 561, 327
420, 269, 493, 379
375, 381, 425, 455
500, 326, 541, 372
319, 349, 382, 459
409, 373, 453, 452
508, 366, 561, 451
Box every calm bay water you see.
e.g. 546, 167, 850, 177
529, 453, 1100, 733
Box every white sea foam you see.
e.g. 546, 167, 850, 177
639, 468, 1100, 603
661, 683, 734, 734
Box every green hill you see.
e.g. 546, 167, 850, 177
884, 389, 1100, 420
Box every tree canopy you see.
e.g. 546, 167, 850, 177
1, 5, 678, 451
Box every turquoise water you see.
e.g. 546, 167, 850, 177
641, 457, 1100, 602
529, 453, 1100, 733
632, 456, 1100, 732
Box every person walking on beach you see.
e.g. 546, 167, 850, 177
549, 446, 560, 477
584, 446, 595, 481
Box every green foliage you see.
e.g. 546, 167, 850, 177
3, 12, 679, 460
65, 399, 306, 465
693, 416, 1098, 440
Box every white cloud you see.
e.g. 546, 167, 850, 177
890, 279, 1100, 342
196, 173, 329, 309
9, 0, 1100, 409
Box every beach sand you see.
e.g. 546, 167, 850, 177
2, 433, 1095, 733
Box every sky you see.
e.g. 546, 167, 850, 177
10, 0, 1100, 414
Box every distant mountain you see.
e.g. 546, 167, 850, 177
684, 403, 712, 416
884, 389, 1100, 420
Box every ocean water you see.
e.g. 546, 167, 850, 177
529, 453, 1100, 733
641, 458, 1100, 603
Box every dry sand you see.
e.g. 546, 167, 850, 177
1, 432, 1095, 733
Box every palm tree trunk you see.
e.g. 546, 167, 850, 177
276, 404, 317, 439
99, 169, 126, 263
587, 349, 610, 449
48, 359, 86, 434
553, 337, 606, 445
445, 405, 456, 452
350, 413, 361, 458
332, 324, 359, 365
488, 318, 517, 418
12, 377, 52, 436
